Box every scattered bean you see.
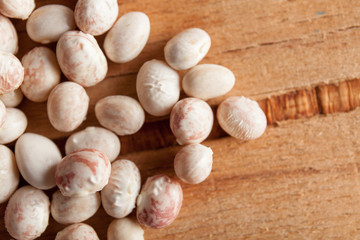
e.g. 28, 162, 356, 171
0, 145, 19, 204
174, 144, 213, 184
0, 99, 5, 127
74, 0, 118, 36
5, 186, 50, 240
51, 190, 101, 225
170, 97, 214, 145
0, 51, 24, 94
15, 133, 62, 190
104, 11, 150, 63
183, 64, 235, 100
0, 88, 23, 107
0, 14, 18, 54
26, 4, 75, 44
55, 223, 99, 240
136, 59, 180, 116
102, 159, 141, 218
0, 108, 27, 144
21, 47, 61, 102
108, 218, 144, 240
55, 148, 111, 197
66, 126, 121, 162
217, 96, 267, 140
47, 82, 89, 132
56, 30, 108, 87
164, 28, 211, 70
0, 0, 35, 19
95, 95, 145, 136
137, 174, 183, 228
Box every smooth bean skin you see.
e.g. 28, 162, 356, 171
104, 11, 150, 63
164, 28, 211, 70
0, 14, 18, 54
0, 145, 19, 204
26, 4, 76, 44
47, 82, 89, 132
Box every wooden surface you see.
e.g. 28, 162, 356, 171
2, 0, 360, 239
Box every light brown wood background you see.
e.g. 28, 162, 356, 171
2, 0, 360, 239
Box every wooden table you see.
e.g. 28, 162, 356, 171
2, 0, 360, 239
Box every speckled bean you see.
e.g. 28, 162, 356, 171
164, 28, 211, 70
0, 145, 19, 204
0, 99, 5, 128
0, 51, 24, 94
55, 149, 111, 197
0, 108, 27, 144
55, 223, 99, 240
75, 0, 118, 36
21, 47, 61, 102
174, 144, 213, 184
137, 174, 183, 229
136, 59, 180, 116
0, 88, 23, 107
183, 64, 235, 100
102, 159, 141, 218
0, 0, 35, 19
108, 218, 144, 240
15, 133, 62, 190
47, 82, 89, 132
95, 95, 145, 136
26, 5, 75, 44
51, 190, 101, 225
5, 186, 50, 240
170, 98, 214, 145
0, 14, 18, 54
104, 12, 150, 63
56, 31, 108, 87
66, 126, 120, 162
217, 96, 267, 140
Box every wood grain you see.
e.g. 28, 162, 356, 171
1, 0, 360, 239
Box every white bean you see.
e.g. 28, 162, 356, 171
174, 144, 213, 184
136, 59, 180, 116
0, 145, 19, 204
108, 218, 144, 240
15, 133, 62, 190
26, 5, 75, 44
0, 0, 35, 19
0, 99, 5, 128
55, 223, 99, 240
55, 149, 111, 197
66, 126, 120, 162
51, 190, 101, 225
102, 160, 141, 218
95, 95, 145, 136
0, 14, 18, 54
137, 174, 183, 228
5, 186, 50, 240
164, 28, 211, 70
0, 88, 23, 107
0, 51, 24, 94
56, 31, 108, 87
217, 96, 267, 140
47, 82, 89, 132
104, 12, 150, 63
75, 0, 118, 36
21, 47, 61, 102
170, 97, 214, 145
0, 108, 27, 144
183, 64, 235, 100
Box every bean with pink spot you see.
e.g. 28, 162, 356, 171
0, 51, 24, 94
170, 97, 214, 145
55, 148, 111, 197
136, 174, 183, 229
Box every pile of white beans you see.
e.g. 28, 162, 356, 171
0, 0, 268, 239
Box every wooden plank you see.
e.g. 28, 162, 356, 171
2, 107, 360, 239
2, 0, 360, 239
